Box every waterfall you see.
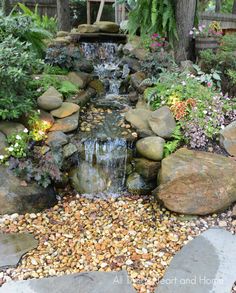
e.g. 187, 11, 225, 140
74, 42, 134, 196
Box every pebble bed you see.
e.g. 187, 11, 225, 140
0, 194, 235, 293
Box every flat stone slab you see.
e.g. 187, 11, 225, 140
0, 271, 136, 293
0, 233, 38, 268
155, 228, 236, 293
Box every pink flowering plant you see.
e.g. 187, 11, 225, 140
149, 33, 167, 51
190, 22, 223, 38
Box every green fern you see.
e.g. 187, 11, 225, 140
128, 0, 177, 45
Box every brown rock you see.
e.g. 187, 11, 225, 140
134, 158, 161, 180
51, 102, 80, 118
94, 21, 119, 33
77, 24, 99, 33
157, 148, 236, 215
0, 122, 25, 137
49, 112, 79, 133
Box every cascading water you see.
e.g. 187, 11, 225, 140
73, 42, 134, 196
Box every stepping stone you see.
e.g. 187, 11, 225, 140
155, 228, 236, 293
0, 233, 38, 268
0, 271, 136, 293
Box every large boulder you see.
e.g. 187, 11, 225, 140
136, 137, 165, 161
125, 109, 152, 132
126, 172, 156, 195
49, 112, 79, 133
94, 21, 119, 33
50, 102, 80, 118
0, 166, 56, 215
0, 122, 25, 137
70, 162, 107, 194
156, 148, 236, 215
220, 121, 236, 156
37, 87, 63, 111
0, 132, 8, 156
148, 106, 176, 138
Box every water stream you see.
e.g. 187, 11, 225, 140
74, 42, 134, 196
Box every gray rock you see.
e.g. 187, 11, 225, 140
67, 72, 91, 89
0, 121, 25, 137
126, 172, 156, 195
134, 158, 161, 180
157, 148, 236, 215
155, 228, 236, 293
63, 143, 77, 158
136, 136, 165, 161
121, 57, 141, 73
50, 112, 79, 133
46, 131, 69, 148
0, 270, 136, 293
0, 233, 38, 268
0, 166, 56, 215
50, 102, 80, 119
148, 106, 176, 138
75, 60, 94, 73
220, 121, 236, 156
70, 162, 107, 194
125, 109, 152, 131
0, 131, 8, 156
37, 86, 63, 111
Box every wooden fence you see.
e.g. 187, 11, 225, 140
200, 12, 236, 30
10, 0, 57, 17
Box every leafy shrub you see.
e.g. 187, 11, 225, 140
145, 71, 236, 148
44, 65, 69, 75
0, 12, 52, 57
18, 3, 57, 35
0, 35, 43, 120
12, 149, 63, 188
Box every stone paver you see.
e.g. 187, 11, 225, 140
0, 233, 38, 268
155, 228, 236, 293
0, 271, 136, 293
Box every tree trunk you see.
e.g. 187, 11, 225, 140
174, 0, 197, 63
2, 0, 11, 15
57, 0, 71, 31
215, 0, 221, 12
233, 0, 236, 14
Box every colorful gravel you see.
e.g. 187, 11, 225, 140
0, 194, 235, 293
